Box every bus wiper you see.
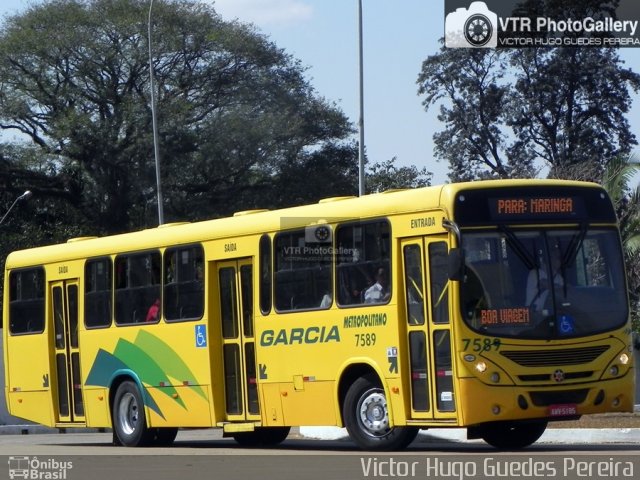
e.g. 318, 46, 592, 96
561, 223, 588, 269
499, 225, 536, 270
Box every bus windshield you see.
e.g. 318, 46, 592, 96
459, 227, 627, 339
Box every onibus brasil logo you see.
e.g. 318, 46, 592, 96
8, 456, 73, 480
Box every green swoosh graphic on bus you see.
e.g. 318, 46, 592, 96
113, 339, 187, 410
84, 329, 212, 418
133, 330, 206, 400
84, 348, 163, 418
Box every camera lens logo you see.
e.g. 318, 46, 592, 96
304, 224, 332, 244
314, 226, 331, 242
445, 1, 498, 48
465, 12, 493, 46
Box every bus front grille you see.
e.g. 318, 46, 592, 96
500, 345, 610, 367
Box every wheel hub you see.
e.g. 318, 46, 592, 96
118, 392, 139, 435
358, 390, 390, 437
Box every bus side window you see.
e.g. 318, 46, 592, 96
115, 252, 161, 325
164, 245, 204, 322
336, 220, 391, 307
274, 229, 332, 312
85, 257, 112, 328
8, 268, 46, 335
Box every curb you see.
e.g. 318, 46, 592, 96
299, 426, 640, 444
3, 423, 640, 444
0, 425, 105, 435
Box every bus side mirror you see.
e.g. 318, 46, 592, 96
448, 248, 465, 281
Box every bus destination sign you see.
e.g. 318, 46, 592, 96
488, 196, 584, 221
454, 186, 617, 226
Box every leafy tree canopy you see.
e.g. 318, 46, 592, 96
366, 158, 432, 193
0, 0, 357, 234
418, 0, 640, 182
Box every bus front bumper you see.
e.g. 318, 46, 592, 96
456, 373, 635, 427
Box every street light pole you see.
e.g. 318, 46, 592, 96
0, 191, 32, 226
357, 0, 365, 197
148, 0, 164, 225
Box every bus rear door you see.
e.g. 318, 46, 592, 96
50, 279, 85, 424
215, 259, 260, 423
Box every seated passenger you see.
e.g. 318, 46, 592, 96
320, 293, 332, 308
364, 268, 390, 303
145, 298, 160, 322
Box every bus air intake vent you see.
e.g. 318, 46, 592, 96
518, 371, 594, 382
529, 389, 589, 407
500, 345, 610, 367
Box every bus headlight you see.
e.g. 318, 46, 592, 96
475, 361, 487, 373
490, 372, 500, 383
619, 353, 629, 365
609, 365, 619, 376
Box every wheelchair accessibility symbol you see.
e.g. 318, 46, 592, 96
195, 325, 207, 347
558, 315, 575, 335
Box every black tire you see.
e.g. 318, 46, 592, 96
112, 381, 152, 447
479, 420, 548, 449
232, 426, 291, 447
343, 375, 419, 451
151, 427, 179, 446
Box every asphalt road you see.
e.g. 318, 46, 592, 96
1, 430, 639, 480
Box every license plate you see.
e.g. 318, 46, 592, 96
548, 404, 578, 416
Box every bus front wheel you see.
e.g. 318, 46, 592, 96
478, 420, 548, 449
112, 381, 152, 447
343, 375, 419, 451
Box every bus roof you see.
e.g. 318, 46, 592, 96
5, 179, 604, 269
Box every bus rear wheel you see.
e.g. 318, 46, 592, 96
112, 381, 152, 447
478, 420, 548, 449
232, 426, 291, 447
343, 375, 419, 451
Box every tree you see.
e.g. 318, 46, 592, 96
417, 48, 532, 181
0, 0, 356, 234
366, 158, 432, 193
418, 44, 640, 181
601, 153, 640, 334
509, 48, 640, 180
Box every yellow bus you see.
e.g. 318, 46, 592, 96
3, 179, 635, 450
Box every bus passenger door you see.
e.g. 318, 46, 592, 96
425, 237, 457, 420
401, 239, 432, 420
50, 279, 85, 424
216, 259, 260, 423
401, 237, 457, 421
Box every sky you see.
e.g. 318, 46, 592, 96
213, 0, 447, 181
1, 0, 639, 186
